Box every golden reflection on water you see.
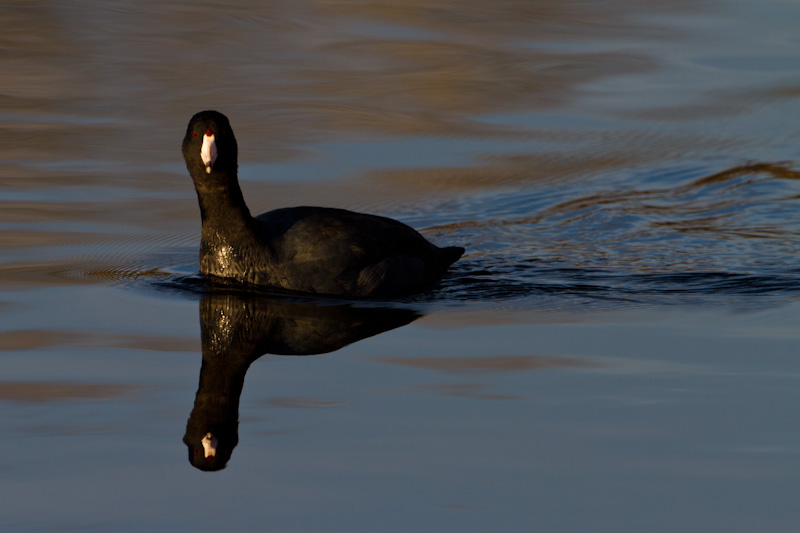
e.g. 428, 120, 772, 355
0, 0, 787, 198
379, 354, 590, 373
0, 381, 141, 403
0, 0, 720, 171
0, 328, 197, 352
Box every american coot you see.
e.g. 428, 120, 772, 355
182, 110, 464, 298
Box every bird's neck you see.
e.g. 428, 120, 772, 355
191, 352, 252, 415
193, 173, 270, 279
194, 177, 252, 230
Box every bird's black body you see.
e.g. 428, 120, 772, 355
182, 110, 464, 298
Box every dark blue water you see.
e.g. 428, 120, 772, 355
2, 0, 800, 531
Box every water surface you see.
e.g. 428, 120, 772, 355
1, 0, 799, 531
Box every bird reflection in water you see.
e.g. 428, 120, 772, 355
184, 291, 420, 471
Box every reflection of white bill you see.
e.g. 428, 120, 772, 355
201, 432, 217, 458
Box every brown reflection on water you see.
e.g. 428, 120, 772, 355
380, 354, 589, 373
316, 0, 683, 38
0, 231, 100, 250
364, 129, 715, 193
0, 330, 83, 351
278, 0, 672, 148
0, 329, 196, 353
0, 0, 700, 171
0, 381, 141, 403
291, 39, 650, 136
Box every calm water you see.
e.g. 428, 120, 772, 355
2, 0, 800, 531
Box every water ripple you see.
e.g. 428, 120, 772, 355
419, 162, 800, 308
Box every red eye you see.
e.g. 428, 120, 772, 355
193, 131, 198, 138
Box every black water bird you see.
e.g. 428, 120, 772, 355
182, 110, 464, 297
